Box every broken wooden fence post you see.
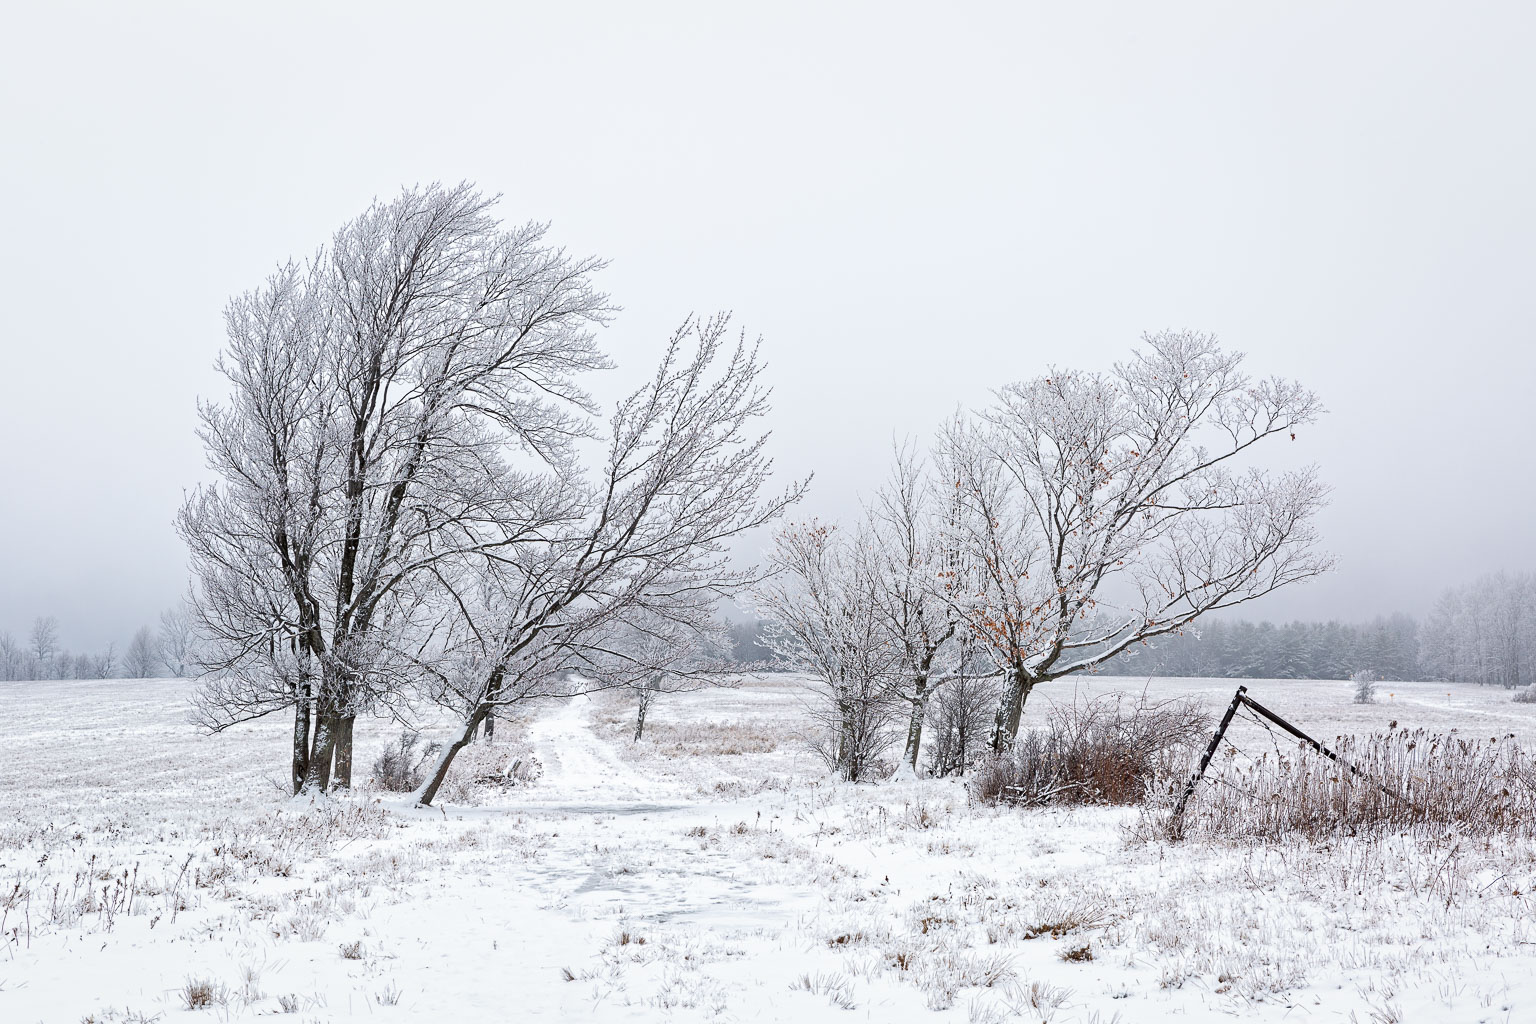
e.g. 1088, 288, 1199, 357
1169, 684, 1415, 832
1170, 684, 1246, 826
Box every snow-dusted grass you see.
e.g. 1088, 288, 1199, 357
3, 674, 1535, 1022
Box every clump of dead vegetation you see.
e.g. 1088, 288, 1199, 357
1164, 724, 1536, 841
369, 727, 541, 801
370, 732, 440, 792
972, 692, 1209, 806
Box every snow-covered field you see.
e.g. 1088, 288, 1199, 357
3, 675, 1535, 1023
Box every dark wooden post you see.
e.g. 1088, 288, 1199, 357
1170, 685, 1246, 826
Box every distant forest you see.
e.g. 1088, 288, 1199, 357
730, 571, 1535, 687
1103, 615, 1422, 681
731, 615, 1423, 681
8, 574, 1530, 689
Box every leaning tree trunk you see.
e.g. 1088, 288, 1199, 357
901, 675, 931, 772
416, 705, 490, 807
417, 668, 505, 806
990, 666, 1034, 753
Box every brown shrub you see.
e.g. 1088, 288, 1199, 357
972, 691, 1209, 806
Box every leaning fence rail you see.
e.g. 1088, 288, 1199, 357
1169, 684, 1414, 828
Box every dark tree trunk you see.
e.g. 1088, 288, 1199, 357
474, 674, 502, 742
990, 668, 1034, 753
839, 700, 859, 781
303, 711, 339, 793
291, 697, 311, 796
332, 715, 355, 788
417, 705, 489, 807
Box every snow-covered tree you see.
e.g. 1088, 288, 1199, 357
181, 183, 613, 794
924, 638, 996, 777
29, 616, 59, 676
123, 627, 157, 678
411, 317, 800, 804
1420, 572, 1535, 687
95, 642, 117, 679
156, 605, 197, 678
938, 331, 1330, 751
757, 520, 904, 782
0, 633, 16, 681
862, 443, 960, 774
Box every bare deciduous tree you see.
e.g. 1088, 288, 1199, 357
412, 317, 801, 805
862, 443, 960, 774
1420, 572, 1535, 688
30, 616, 59, 672
924, 640, 996, 777
96, 641, 117, 679
758, 520, 903, 782
938, 331, 1330, 751
0, 632, 20, 681
123, 627, 157, 678
156, 605, 197, 678
181, 183, 613, 794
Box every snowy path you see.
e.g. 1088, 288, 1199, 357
521, 694, 679, 809
514, 695, 816, 930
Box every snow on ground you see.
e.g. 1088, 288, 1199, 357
2, 675, 1534, 1023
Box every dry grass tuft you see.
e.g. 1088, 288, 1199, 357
1163, 725, 1536, 841
789, 971, 857, 1010
180, 977, 225, 1011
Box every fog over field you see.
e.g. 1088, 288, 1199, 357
2, 2, 1534, 649
2, 4, 1535, 1024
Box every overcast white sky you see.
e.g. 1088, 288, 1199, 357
2, 2, 1533, 651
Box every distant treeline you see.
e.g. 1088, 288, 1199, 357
1419, 572, 1535, 689
0, 608, 197, 681
728, 594, 1533, 687
1101, 615, 1422, 681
